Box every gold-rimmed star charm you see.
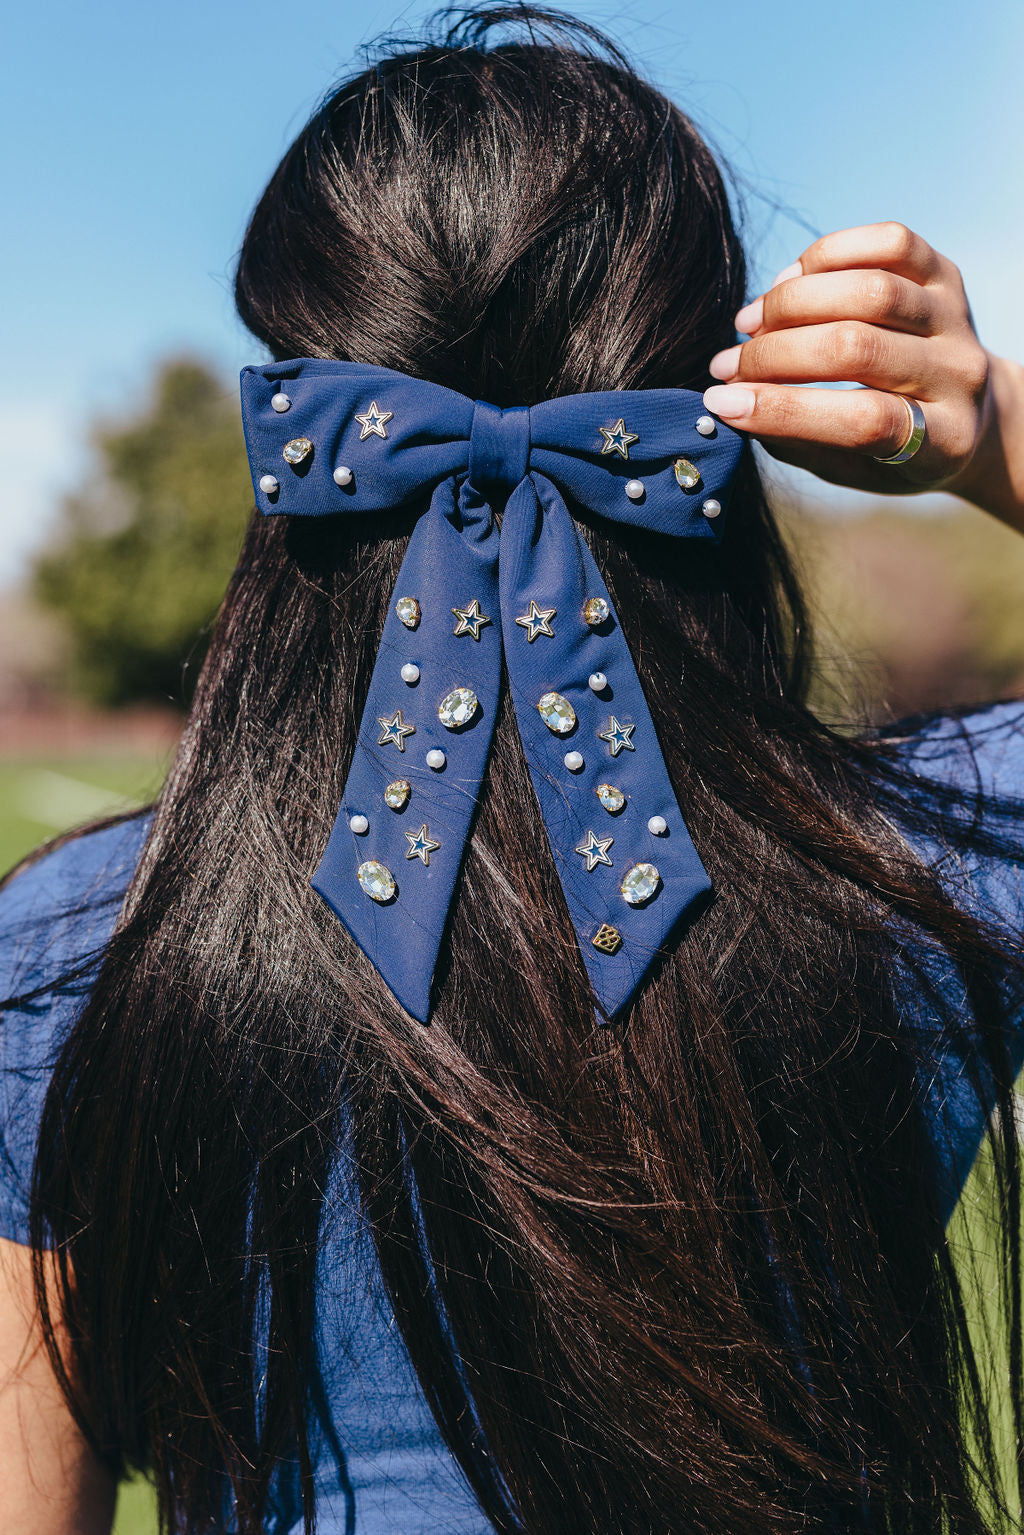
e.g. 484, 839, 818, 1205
599, 717, 635, 756
378, 709, 415, 751
451, 598, 492, 640
355, 401, 394, 440
574, 829, 615, 872
515, 600, 556, 642
598, 418, 639, 460
405, 823, 441, 866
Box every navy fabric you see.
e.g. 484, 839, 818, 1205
1, 700, 1023, 1533
240, 361, 745, 1022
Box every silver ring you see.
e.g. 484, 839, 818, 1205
873, 394, 926, 464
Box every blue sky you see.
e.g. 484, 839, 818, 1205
2, 0, 1022, 583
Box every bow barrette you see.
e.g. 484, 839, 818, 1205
240, 360, 743, 1023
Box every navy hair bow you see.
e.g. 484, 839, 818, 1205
240, 360, 742, 1022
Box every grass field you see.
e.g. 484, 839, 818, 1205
2, 753, 1019, 1531
0, 753, 170, 875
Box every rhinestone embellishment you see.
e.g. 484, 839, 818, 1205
283, 437, 313, 465
405, 823, 441, 866
357, 860, 396, 902
515, 600, 556, 642
384, 779, 411, 810
598, 419, 639, 459
451, 599, 492, 640
575, 829, 614, 871
673, 457, 701, 490
378, 710, 415, 751
438, 686, 479, 730
620, 862, 661, 906
592, 923, 623, 955
537, 691, 577, 735
596, 783, 626, 813
583, 596, 610, 627
396, 597, 421, 629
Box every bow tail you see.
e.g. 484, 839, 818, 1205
499, 475, 711, 1020
312, 479, 502, 1022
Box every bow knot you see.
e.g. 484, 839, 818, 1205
468, 400, 531, 497
240, 359, 743, 1023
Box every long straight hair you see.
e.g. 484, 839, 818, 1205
11, 8, 1024, 1532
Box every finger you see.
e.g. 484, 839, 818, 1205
710, 321, 937, 397
702, 382, 920, 458
792, 222, 949, 289
738, 268, 939, 340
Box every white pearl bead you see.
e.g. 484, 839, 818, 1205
401, 663, 420, 684
258, 474, 279, 495
426, 749, 446, 770
648, 815, 668, 835
695, 415, 716, 436
349, 813, 369, 834
588, 672, 607, 693
271, 393, 291, 413
625, 479, 644, 500
564, 751, 584, 772
333, 465, 353, 486
702, 499, 722, 518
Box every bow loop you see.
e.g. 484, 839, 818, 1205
468, 401, 531, 497
239, 359, 743, 1023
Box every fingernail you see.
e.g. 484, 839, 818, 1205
708, 344, 741, 381
703, 385, 755, 421
770, 261, 802, 288
734, 296, 763, 334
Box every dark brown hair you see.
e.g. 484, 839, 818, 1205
12, 7, 1024, 1532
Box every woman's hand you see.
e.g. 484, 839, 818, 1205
702, 222, 1024, 532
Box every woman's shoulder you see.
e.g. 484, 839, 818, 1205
886, 695, 1024, 798
0, 814, 149, 1243
0, 813, 149, 989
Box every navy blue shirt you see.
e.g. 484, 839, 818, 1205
2, 700, 1024, 1533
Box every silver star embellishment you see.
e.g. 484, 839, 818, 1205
514, 600, 556, 642
599, 716, 635, 756
378, 709, 415, 751
405, 823, 441, 866
451, 598, 492, 640
574, 829, 615, 872
598, 418, 639, 460
355, 401, 394, 440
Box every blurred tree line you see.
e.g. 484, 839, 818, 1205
33, 357, 1024, 722
35, 361, 252, 705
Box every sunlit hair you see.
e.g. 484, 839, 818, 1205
7, 7, 1024, 1532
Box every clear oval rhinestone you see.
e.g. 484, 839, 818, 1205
438, 686, 479, 730
384, 779, 411, 810
596, 783, 625, 814
283, 437, 313, 465
357, 860, 396, 902
537, 691, 576, 734
620, 862, 661, 906
583, 596, 610, 626
673, 457, 701, 490
395, 597, 421, 629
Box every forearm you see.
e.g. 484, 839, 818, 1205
950, 352, 1024, 534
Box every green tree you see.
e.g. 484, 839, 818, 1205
35, 359, 252, 705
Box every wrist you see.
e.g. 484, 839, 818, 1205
948, 351, 1024, 531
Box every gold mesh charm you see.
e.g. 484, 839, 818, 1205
592, 923, 623, 955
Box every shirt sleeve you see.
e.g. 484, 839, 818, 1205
893, 698, 1024, 1222
0, 817, 147, 1243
